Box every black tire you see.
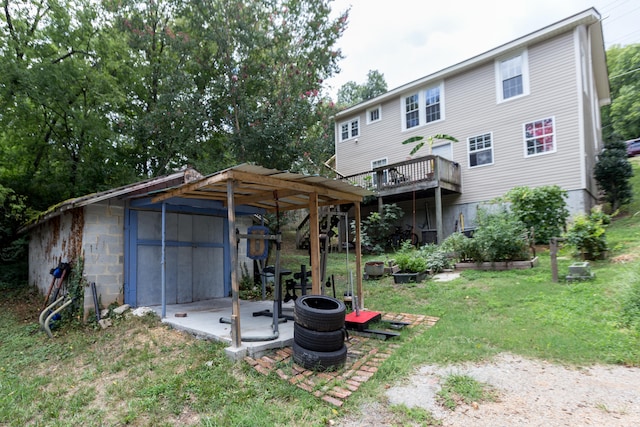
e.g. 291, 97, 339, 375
292, 341, 347, 371
294, 323, 347, 352
294, 295, 346, 332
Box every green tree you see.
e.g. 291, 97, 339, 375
502, 185, 569, 243
595, 139, 634, 211
0, 185, 32, 284
0, 0, 124, 208
105, 0, 223, 177
602, 44, 640, 143
337, 69, 387, 107
181, 0, 348, 171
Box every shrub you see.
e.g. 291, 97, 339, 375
563, 209, 610, 259
595, 140, 634, 211
469, 207, 530, 262
394, 240, 428, 273
418, 244, 453, 274
353, 204, 403, 254
440, 232, 478, 263
503, 185, 569, 243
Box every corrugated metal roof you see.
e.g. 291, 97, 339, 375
151, 163, 372, 212
20, 168, 201, 232
21, 164, 372, 232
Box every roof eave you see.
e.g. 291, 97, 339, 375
336, 8, 603, 119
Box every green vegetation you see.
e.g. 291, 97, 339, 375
502, 185, 569, 243
564, 209, 611, 260
1, 159, 640, 426
394, 240, 428, 273
436, 374, 497, 410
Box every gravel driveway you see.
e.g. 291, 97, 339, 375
338, 353, 640, 426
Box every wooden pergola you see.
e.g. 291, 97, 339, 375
152, 164, 372, 347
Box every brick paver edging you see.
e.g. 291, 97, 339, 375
244, 312, 439, 406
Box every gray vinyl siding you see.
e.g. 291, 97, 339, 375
336, 30, 587, 205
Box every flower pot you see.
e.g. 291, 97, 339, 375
364, 261, 385, 277
392, 270, 428, 284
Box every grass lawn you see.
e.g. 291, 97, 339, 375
1, 158, 640, 426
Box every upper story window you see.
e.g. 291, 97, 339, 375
468, 133, 493, 167
524, 117, 555, 156
405, 94, 420, 129
339, 118, 360, 142
425, 87, 441, 123
496, 51, 529, 102
402, 83, 444, 131
367, 105, 381, 124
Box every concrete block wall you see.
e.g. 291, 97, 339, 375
82, 201, 125, 311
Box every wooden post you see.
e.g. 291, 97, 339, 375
309, 192, 321, 294
227, 179, 241, 347
354, 202, 363, 310
435, 186, 443, 244
550, 237, 558, 282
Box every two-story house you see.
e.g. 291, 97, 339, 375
334, 8, 610, 244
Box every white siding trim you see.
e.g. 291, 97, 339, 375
574, 27, 587, 190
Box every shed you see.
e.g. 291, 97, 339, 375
24, 164, 370, 346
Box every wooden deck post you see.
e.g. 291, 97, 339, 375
309, 192, 321, 294
227, 179, 241, 348
354, 202, 363, 310
435, 186, 443, 244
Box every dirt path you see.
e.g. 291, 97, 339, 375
338, 353, 640, 426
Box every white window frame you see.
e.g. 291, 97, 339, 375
467, 133, 494, 168
495, 50, 529, 103
371, 157, 388, 186
339, 117, 360, 142
523, 116, 556, 157
401, 82, 444, 131
403, 93, 420, 130
424, 86, 441, 124
366, 105, 381, 124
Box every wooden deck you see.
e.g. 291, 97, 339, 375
341, 155, 462, 198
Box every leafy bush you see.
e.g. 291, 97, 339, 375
419, 243, 454, 273
0, 185, 32, 287
394, 240, 428, 273
595, 140, 634, 211
353, 204, 403, 254
502, 185, 569, 243
563, 209, 610, 259
473, 207, 530, 262
440, 231, 478, 263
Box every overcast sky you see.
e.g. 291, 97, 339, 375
325, 0, 640, 98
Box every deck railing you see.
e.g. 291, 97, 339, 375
341, 155, 461, 194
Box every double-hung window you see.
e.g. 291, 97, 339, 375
524, 117, 555, 156
339, 118, 359, 142
367, 105, 381, 124
496, 51, 529, 102
402, 83, 443, 130
425, 86, 440, 123
468, 133, 493, 167
404, 94, 420, 129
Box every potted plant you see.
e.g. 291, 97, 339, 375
392, 241, 429, 283
364, 260, 385, 278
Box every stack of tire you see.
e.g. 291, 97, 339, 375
293, 295, 348, 371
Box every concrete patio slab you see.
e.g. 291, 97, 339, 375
149, 298, 297, 360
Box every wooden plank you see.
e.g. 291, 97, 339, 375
354, 202, 363, 310
227, 179, 241, 347
309, 192, 321, 294
151, 170, 231, 203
